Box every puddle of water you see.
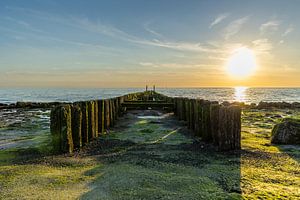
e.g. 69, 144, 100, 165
138, 116, 165, 119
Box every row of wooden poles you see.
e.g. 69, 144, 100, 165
50, 92, 149, 153
161, 95, 241, 151
50, 91, 241, 153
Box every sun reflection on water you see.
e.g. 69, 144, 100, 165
234, 86, 248, 102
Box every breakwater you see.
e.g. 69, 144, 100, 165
50, 91, 241, 153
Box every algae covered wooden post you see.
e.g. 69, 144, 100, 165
109, 99, 114, 127
97, 100, 104, 135
94, 100, 99, 138
202, 101, 212, 142
71, 105, 82, 149
210, 104, 220, 146
50, 105, 61, 153
50, 104, 74, 154
189, 99, 195, 131
230, 106, 241, 150
79, 101, 89, 144
87, 101, 95, 140
218, 105, 241, 151
104, 99, 110, 129
194, 99, 200, 136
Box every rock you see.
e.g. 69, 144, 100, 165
231, 101, 246, 107
292, 102, 300, 108
257, 101, 295, 109
250, 103, 257, 108
271, 118, 300, 144
222, 101, 230, 106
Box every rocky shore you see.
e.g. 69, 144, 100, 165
0, 102, 66, 110
222, 101, 300, 109
1, 100, 300, 111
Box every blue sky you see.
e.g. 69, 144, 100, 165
0, 0, 299, 87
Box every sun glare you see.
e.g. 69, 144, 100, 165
226, 47, 257, 78
234, 86, 248, 102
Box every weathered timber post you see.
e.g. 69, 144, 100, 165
210, 104, 221, 146
104, 99, 110, 129
50, 105, 73, 153
115, 98, 119, 120
88, 101, 95, 140
113, 98, 118, 121
194, 99, 200, 135
202, 101, 212, 142
94, 100, 99, 137
184, 98, 189, 122
173, 97, 178, 116
218, 106, 241, 150
71, 105, 82, 149
79, 101, 89, 144
230, 106, 241, 150
175, 98, 181, 119
118, 96, 124, 116
179, 98, 184, 120
97, 100, 104, 135
109, 99, 114, 127
50, 105, 61, 153
197, 99, 204, 138
189, 99, 195, 131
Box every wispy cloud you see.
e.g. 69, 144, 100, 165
139, 62, 219, 70
260, 20, 281, 34
252, 38, 273, 54
144, 22, 163, 38
222, 16, 249, 40
210, 13, 229, 28
282, 25, 294, 37
135, 39, 223, 53
71, 17, 222, 53
4, 6, 225, 55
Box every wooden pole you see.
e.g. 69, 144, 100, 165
104, 99, 110, 129
88, 101, 95, 140
109, 99, 114, 127
50, 105, 73, 153
71, 105, 82, 149
80, 101, 89, 144
50, 105, 61, 153
202, 101, 212, 142
194, 99, 200, 136
97, 100, 102, 135
94, 100, 99, 138
210, 104, 220, 146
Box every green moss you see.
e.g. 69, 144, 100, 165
0, 157, 98, 199
241, 109, 300, 199
1, 109, 299, 199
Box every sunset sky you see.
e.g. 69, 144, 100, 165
0, 0, 299, 88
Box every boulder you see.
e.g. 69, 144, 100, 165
271, 118, 300, 144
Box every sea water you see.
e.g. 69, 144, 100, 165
0, 87, 300, 104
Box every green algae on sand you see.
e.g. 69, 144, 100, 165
0, 109, 299, 199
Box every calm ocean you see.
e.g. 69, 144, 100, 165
0, 87, 300, 104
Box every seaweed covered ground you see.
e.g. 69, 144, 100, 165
0, 109, 299, 199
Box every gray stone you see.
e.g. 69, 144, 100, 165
271, 118, 300, 144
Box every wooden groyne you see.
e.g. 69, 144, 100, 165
50, 91, 241, 153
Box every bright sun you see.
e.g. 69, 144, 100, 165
226, 47, 257, 78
